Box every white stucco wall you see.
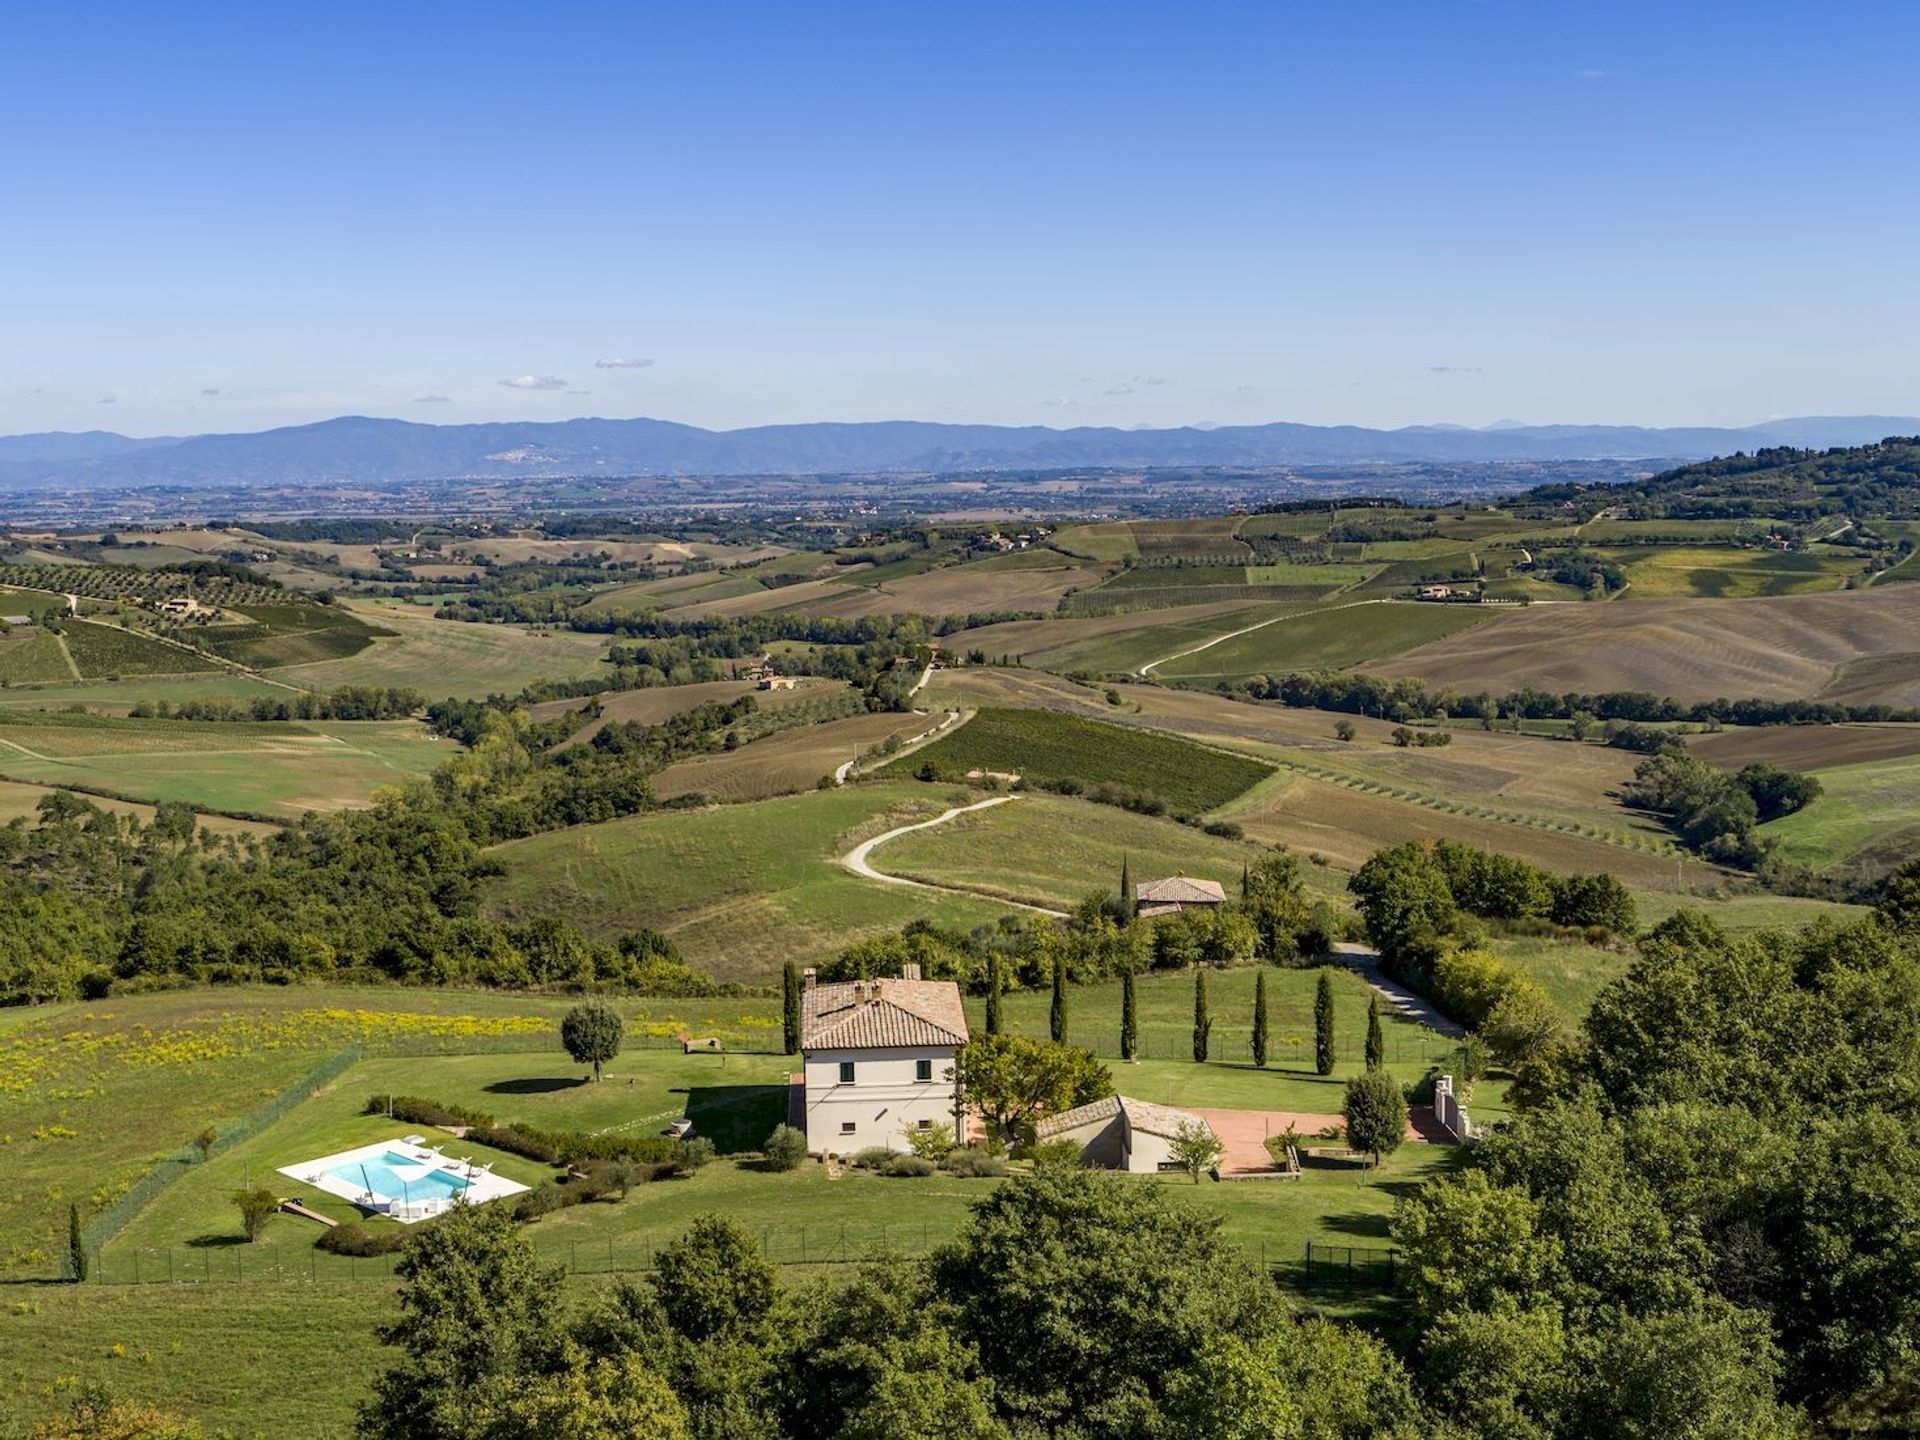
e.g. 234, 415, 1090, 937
802, 1045, 959, 1153
1124, 1125, 1182, 1174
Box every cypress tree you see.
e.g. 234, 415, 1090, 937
985, 952, 1004, 1035
1314, 969, 1337, 1076
68, 1204, 86, 1283
1192, 968, 1211, 1063
1251, 969, 1269, 1068
1121, 969, 1138, 1061
1365, 993, 1385, 1071
1050, 953, 1068, 1043
1120, 855, 1133, 918
781, 961, 802, 1055
1240, 863, 1250, 900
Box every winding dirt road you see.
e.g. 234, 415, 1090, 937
838, 793, 1068, 917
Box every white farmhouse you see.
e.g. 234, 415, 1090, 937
798, 965, 969, 1155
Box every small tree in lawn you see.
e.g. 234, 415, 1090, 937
1050, 954, 1069, 1044
1314, 970, 1336, 1076
985, 952, 1004, 1035
561, 999, 623, 1082
1365, 993, 1385, 1071
1335, 719, 1357, 742
193, 1125, 218, 1163
762, 1123, 808, 1171
234, 1187, 278, 1242
1343, 1069, 1406, 1168
1192, 969, 1211, 1063
782, 962, 802, 1055
1120, 969, 1138, 1061
1251, 970, 1269, 1068
68, 1203, 87, 1283
1169, 1121, 1223, 1184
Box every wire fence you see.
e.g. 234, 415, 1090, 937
90, 1223, 1315, 1287
1301, 1239, 1400, 1293
1064, 1028, 1463, 1068
73, 1045, 366, 1277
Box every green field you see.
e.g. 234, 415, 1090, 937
484, 781, 1015, 978
271, 602, 614, 696
0, 712, 452, 817
873, 791, 1274, 911
1765, 753, 1920, 873
0, 629, 74, 683
893, 707, 1273, 813
1027, 605, 1294, 674
1244, 560, 1379, 588
1155, 601, 1493, 681
61, 619, 222, 676
191, 602, 390, 668
0, 670, 291, 711
1612, 545, 1860, 599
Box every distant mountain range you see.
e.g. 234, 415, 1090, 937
0, 414, 1914, 491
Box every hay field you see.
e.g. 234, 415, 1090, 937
794, 561, 1090, 618
1364, 586, 1920, 703
0, 776, 275, 835
483, 782, 1013, 977
1764, 754, 1920, 874
1612, 546, 1859, 599
1687, 722, 1920, 772
270, 602, 612, 696
1222, 772, 1687, 887
650, 711, 935, 801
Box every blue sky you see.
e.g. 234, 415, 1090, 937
2, 2, 1915, 436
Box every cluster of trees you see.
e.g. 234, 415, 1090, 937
1350, 840, 1635, 976
819, 849, 1329, 996
1623, 750, 1820, 867
359, 1167, 1421, 1440
0, 701, 756, 1002
1392, 892, 1920, 1434
1542, 549, 1628, 592
1529, 435, 1920, 521
1242, 669, 1920, 726
126, 685, 424, 722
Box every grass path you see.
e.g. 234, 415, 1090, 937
840, 792, 1068, 916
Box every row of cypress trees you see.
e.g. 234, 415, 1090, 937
784, 951, 1389, 1071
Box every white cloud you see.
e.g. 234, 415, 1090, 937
414, 394, 453, 404
499, 374, 568, 391
200, 387, 220, 397
594, 356, 654, 370
1427, 365, 1483, 374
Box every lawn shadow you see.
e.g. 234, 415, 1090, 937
184, 1232, 249, 1249
1315, 1209, 1394, 1240
484, 1076, 588, 1096
682, 1084, 790, 1154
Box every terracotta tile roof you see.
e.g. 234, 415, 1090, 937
800, 977, 969, 1051
1135, 876, 1227, 906
1035, 1094, 1122, 1138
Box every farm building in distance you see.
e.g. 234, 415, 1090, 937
1134, 876, 1227, 917
1036, 1095, 1213, 1173
796, 966, 968, 1154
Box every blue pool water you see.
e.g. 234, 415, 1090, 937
329, 1150, 470, 1204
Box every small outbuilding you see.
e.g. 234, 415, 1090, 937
1134, 876, 1227, 918
1036, 1095, 1212, 1173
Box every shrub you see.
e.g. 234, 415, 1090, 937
847, 1146, 895, 1171
676, 1136, 716, 1172
762, 1123, 808, 1171
942, 1147, 1008, 1178
317, 1221, 408, 1256
881, 1154, 938, 1178
1028, 1137, 1087, 1168
1343, 1070, 1408, 1166
560, 999, 624, 1082
233, 1187, 278, 1242
907, 1120, 956, 1160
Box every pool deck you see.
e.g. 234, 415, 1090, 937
276, 1137, 529, 1223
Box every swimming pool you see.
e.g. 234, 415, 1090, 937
330, 1150, 473, 1206
280, 1138, 530, 1223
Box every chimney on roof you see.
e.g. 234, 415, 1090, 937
899, 963, 922, 981
802, 967, 816, 991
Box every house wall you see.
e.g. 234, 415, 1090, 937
1045, 1112, 1127, 1169
802, 1045, 959, 1154
1122, 1123, 1181, 1174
